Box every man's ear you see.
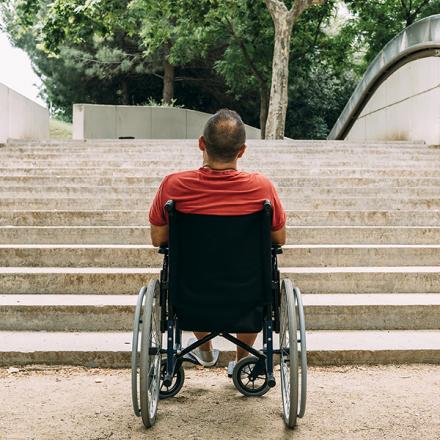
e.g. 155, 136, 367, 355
198, 136, 206, 152
237, 144, 247, 158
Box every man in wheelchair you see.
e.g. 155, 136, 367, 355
132, 109, 307, 429
148, 109, 286, 368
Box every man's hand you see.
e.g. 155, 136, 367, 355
150, 224, 169, 247
271, 226, 286, 245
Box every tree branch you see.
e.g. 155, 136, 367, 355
311, 4, 327, 48
264, 0, 288, 20
290, 0, 326, 22
224, 17, 268, 92
411, 0, 431, 22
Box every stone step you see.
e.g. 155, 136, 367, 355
1, 294, 438, 332
2, 152, 440, 162
2, 210, 440, 226
2, 197, 440, 210
1, 140, 426, 151
4, 138, 426, 148
0, 144, 436, 153
3, 185, 440, 198
2, 167, 440, 178
2, 225, 440, 245
3, 159, 440, 169
0, 267, 439, 294
2, 244, 440, 267
6, 154, 437, 164
3, 175, 440, 188
0, 330, 438, 367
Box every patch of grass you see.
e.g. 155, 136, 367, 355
49, 119, 72, 139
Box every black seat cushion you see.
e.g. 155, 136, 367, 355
168, 209, 272, 332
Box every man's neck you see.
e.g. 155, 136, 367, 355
202, 160, 238, 171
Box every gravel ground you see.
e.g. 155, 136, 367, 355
1, 364, 440, 440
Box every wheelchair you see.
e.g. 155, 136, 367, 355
131, 200, 307, 428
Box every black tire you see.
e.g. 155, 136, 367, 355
159, 359, 185, 399
140, 279, 162, 428
232, 356, 270, 397
279, 278, 299, 428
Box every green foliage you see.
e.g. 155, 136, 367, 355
143, 98, 183, 108
344, 0, 440, 66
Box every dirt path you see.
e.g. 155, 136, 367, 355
1, 364, 440, 440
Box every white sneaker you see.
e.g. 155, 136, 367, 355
186, 338, 219, 367
227, 360, 236, 378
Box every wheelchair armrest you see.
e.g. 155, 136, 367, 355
158, 246, 169, 255
272, 245, 283, 254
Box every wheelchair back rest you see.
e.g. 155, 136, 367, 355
166, 200, 273, 332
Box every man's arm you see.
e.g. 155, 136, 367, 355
271, 226, 286, 245
150, 224, 169, 247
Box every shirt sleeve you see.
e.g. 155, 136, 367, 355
268, 180, 286, 231
148, 176, 169, 226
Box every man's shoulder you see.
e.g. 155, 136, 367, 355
162, 169, 199, 183
243, 171, 274, 188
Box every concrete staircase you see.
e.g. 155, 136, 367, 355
1, 139, 439, 367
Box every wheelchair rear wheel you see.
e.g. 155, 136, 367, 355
279, 278, 299, 428
232, 355, 270, 397
294, 285, 308, 419
139, 279, 162, 428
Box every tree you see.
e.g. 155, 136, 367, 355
285, 0, 358, 139
344, 0, 440, 67
199, 0, 274, 137
264, 0, 326, 139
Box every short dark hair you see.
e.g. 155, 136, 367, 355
203, 109, 246, 162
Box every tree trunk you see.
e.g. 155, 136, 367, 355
259, 87, 269, 139
121, 80, 129, 105
162, 58, 175, 104
265, 11, 294, 139
264, 0, 325, 139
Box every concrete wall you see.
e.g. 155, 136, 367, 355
0, 83, 49, 144
346, 57, 440, 146
73, 104, 261, 140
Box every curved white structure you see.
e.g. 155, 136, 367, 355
329, 15, 440, 145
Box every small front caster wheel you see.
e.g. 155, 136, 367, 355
232, 356, 270, 397
159, 359, 185, 399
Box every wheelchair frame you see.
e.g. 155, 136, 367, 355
132, 201, 308, 429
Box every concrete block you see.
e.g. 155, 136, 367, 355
72, 105, 261, 140
186, 109, 208, 138
74, 104, 117, 139
244, 123, 261, 139
0, 83, 9, 144
0, 83, 49, 142
151, 107, 187, 138
72, 104, 85, 140
116, 106, 152, 139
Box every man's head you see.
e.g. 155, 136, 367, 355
200, 109, 246, 163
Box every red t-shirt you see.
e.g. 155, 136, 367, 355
149, 167, 286, 231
